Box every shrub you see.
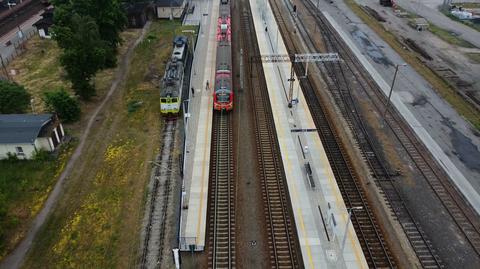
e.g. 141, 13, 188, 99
33, 149, 52, 161
0, 80, 31, 113
5, 152, 19, 162
43, 88, 81, 123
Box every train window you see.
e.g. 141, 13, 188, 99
172, 98, 178, 103
217, 92, 230, 102
161, 98, 167, 103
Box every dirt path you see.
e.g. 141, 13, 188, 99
0, 21, 152, 269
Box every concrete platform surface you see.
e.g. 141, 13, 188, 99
250, 0, 368, 268
179, 0, 218, 251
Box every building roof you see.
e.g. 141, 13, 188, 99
41, 8, 54, 19
33, 16, 53, 29
126, 1, 152, 12
0, 114, 53, 144
156, 0, 184, 7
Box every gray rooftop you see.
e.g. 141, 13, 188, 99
0, 114, 53, 144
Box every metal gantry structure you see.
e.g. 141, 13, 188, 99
257, 53, 340, 107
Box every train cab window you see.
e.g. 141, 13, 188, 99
217, 92, 230, 103
161, 98, 167, 103
172, 98, 178, 103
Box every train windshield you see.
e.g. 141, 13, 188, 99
216, 91, 230, 103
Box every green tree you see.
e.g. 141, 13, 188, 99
53, 14, 107, 99
53, 0, 127, 68
43, 88, 81, 123
0, 80, 31, 113
82, 0, 127, 67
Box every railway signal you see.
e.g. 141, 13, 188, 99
257, 53, 340, 107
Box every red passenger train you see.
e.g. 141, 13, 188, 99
213, 0, 233, 111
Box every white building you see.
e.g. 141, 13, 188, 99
0, 114, 64, 159
156, 0, 187, 19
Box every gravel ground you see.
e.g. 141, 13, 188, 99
232, 0, 272, 266
286, 0, 480, 267
357, 95, 480, 267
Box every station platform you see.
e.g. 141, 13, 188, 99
178, 0, 218, 251
250, 0, 368, 268
321, 12, 480, 214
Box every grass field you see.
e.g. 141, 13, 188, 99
0, 29, 142, 263
344, 0, 480, 130
457, 3, 480, 8
0, 144, 74, 260
21, 20, 196, 268
466, 52, 480, 64
429, 24, 476, 48
9, 30, 141, 114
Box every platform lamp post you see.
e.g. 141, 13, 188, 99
382, 63, 407, 125
341, 206, 363, 253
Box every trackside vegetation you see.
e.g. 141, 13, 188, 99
21, 20, 183, 268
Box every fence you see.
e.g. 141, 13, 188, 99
0, 28, 38, 78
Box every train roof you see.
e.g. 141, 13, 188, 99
160, 59, 184, 98
173, 35, 187, 47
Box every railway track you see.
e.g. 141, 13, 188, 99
139, 120, 177, 269
240, 1, 300, 267
267, 0, 397, 267
301, 0, 480, 261
208, 112, 236, 268
281, 0, 480, 267
302, 5, 444, 266
0, 0, 45, 37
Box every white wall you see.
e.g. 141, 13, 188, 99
0, 137, 56, 160
157, 6, 185, 19
38, 29, 52, 39
35, 137, 54, 152
0, 143, 36, 160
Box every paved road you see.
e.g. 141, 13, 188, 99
0, 21, 152, 269
395, 0, 480, 48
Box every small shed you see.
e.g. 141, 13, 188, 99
155, 0, 187, 20
410, 18, 429, 31
124, 1, 155, 28
33, 8, 54, 38
0, 114, 64, 159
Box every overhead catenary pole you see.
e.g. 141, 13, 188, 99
382, 63, 407, 125
341, 206, 363, 253
259, 53, 340, 107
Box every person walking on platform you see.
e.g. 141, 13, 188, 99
191, 87, 195, 97
206, 80, 210, 90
